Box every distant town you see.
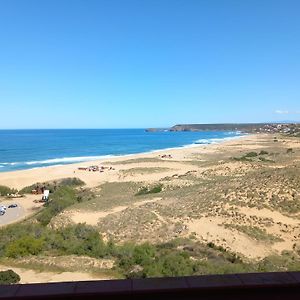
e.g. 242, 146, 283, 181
147, 123, 300, 136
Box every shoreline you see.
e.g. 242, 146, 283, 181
0, 134, 246, 173
0, 134, 255, 190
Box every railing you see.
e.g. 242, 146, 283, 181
0, 271, 300, 299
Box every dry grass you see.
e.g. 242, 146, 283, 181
52, 134, 300, 259
120, 167, 171, 176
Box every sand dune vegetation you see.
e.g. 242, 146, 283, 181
0, 134, 300, 282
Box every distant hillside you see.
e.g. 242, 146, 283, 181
169, 123, 268, 132
146, 123, 300, 136
145, 128, 168, 132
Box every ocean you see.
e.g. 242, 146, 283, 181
0, 129, 243, 172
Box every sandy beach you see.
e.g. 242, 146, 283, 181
0, 134, 257, 190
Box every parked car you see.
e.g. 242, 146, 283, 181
0, 207, 5, 215
8, 204, 18, 208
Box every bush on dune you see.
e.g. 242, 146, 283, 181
0, 270, 20, 284
145, 252, 197, 278
0, 185, 17, 196
117, 243, 156, 272
245, 152, 258, 157
5, 236, 44, 258
36, 186, 78, 226
48, 224, 107, 258
117, 243, 198, 278
20, 177, 85, 194
1, 222, 106, 259
58, 178, 85, 187
0, 223, 45, 257
135, 184, 163, 196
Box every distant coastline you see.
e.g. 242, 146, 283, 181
2, 123, 299, 173
146, 123, 300, 135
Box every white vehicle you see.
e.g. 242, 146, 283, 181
0, 207, 6, 215
42, 190, 50, 201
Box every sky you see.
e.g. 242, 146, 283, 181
0, 0, 299, 129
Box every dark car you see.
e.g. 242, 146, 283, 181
8, 204, 18, 208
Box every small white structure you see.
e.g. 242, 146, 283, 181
42, 190, 50, 201
0, 206, 6, 215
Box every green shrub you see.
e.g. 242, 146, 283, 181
256, 254, 300, 272
0, 185, 17, 196
234, 151, 274, 162
135, 184, 163, 196
20, 177, 85, 194
118, 242, 198, 278
145, 252, 197, 277
118, 243, 156, 271
52, 224, 106, 257
36, 186, 78, 225
244, 152, 258, 158
0, 222, 107, 259
5, 236, 44, 258
58, 177, 85, 187
0, 270, 20, 284
287, 148, 293, 154
0, 223, 45, 257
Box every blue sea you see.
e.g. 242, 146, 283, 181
0, 129, 243, 172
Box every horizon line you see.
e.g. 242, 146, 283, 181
1, 121, 300, 130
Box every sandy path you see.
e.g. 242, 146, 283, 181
0, 265, 109, 284
187, 217, 271, 259
238, 206, 300, 226
68, 198, 162, 226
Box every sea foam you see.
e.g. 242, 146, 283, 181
194, 135, 245, 145
0, 129, 244, 172
24, 155, 115, 165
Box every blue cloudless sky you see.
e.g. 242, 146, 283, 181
0, 0, 299, 128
